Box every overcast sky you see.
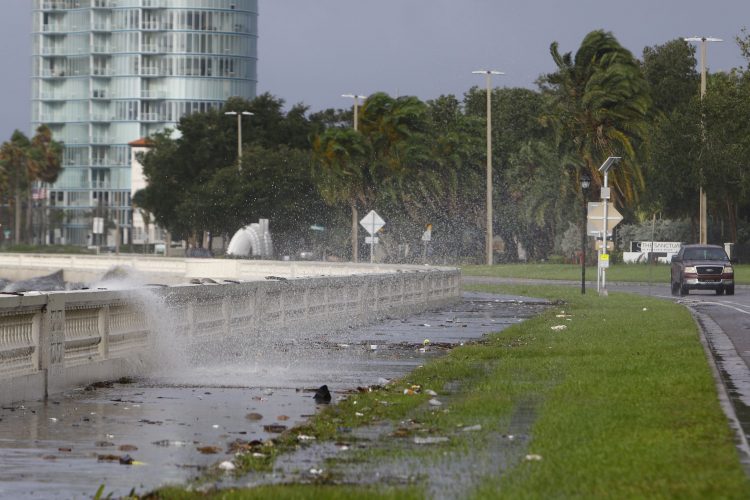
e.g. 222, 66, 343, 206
2, 0, 749, 139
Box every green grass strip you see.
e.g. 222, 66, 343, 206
467, 283, 749, 499
462, 263, 750, 285
147, 284, 750, 498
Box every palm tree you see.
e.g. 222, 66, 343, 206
0, 126, 62, 245
28, 125, 62, 243
312, 127, 369, 261
0, 131, 31, 244
542, 30, 651, 205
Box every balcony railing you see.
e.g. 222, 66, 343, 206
141, 22, 167, 31
140, 90, 166, 99
91, 68, 113, 76
41, 1, 67, 11
141, 113, 167, 122
142, 0, 166, 8
92, 45, 112, 54
91, 90, 112, 99
91, 136, 110, 144
38, 115, 69, 123
141, 45, 165, 54
140, 66, 163, 76
92, 0, 117, 8
90, 114, 114, 122
41, 70, 66, 78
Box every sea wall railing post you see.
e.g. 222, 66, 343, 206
41, 293, 66, 397
98, 305, 109, 360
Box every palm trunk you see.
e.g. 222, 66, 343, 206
14, 191, 21, 245
26, 189, 33, 244
351, 199, 358, 263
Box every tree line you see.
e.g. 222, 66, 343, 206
0, 125, 63, 245
117, 29, 750, 261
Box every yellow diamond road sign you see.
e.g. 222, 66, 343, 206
587, 202, 623, 236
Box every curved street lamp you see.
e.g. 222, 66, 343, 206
224, 111, 254, 172
472, 70, 504, 266
684, 36, 722, 244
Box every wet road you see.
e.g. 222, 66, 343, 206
0, 292, 549, 499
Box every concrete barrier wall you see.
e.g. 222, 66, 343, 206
0, 269, 461, 405
0, 253, 447, 284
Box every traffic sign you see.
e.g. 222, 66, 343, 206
365, 236, 379, 244
596, 240, 614, 251
587, 202, 623, 236
360, 210, 385, 235
599, 253, 610, 268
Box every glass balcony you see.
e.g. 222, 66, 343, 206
39, 92, 69, 100
91, 67, 113, 77
141, 0, 166, 8
41, 69, 67, 78
141, 113, 167, 122
141, 22, 166, 31
91, 89, 112, 99
42, 46, 63, 55
41, 25, 66, 35
90, 114, 115, 122
41, 1, 67, 10
91, 135, 110, 144
92, 0, 117, 9
39, 115, 68, 123
140, 89, 166, 99
141, 45, 166, 54
140, 66, 164, 77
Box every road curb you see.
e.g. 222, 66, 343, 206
691, 308, 750, 472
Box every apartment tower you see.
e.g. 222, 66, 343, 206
31, 0, 258, 245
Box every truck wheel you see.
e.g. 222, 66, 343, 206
726, 286, 735, 296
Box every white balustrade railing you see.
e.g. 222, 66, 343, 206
0, 268, 460, 405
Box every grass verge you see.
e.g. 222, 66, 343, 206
147, 284, 750, 499
462, 263, 750, 285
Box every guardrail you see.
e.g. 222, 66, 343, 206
0, 269, 460, 405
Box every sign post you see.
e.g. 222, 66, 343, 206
595, 157, 621, 295
359, 210, 385, 264
421, 224, 432, 263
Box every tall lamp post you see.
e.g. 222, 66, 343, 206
684, 36, 722, 244
473, 70, 504, 266
580, 172, 591, 294
224, 111, 254, 172
342, 93, 366, 263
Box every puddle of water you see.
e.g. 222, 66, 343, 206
0, 293, 548, 498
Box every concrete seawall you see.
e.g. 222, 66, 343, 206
0, 268, 461, 405
0, 253, 444, 284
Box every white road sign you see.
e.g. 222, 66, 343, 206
586, 202, 623, 236
360, 210, 385, 235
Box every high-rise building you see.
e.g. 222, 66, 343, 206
31, 0, 258, 245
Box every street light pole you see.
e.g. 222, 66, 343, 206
473, 70, 504, 266
597, 156, 621, 296
342, 93, 366, 263
685, 36, 722, 244
580, 173, 591, 294
224, 111, 254, 172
